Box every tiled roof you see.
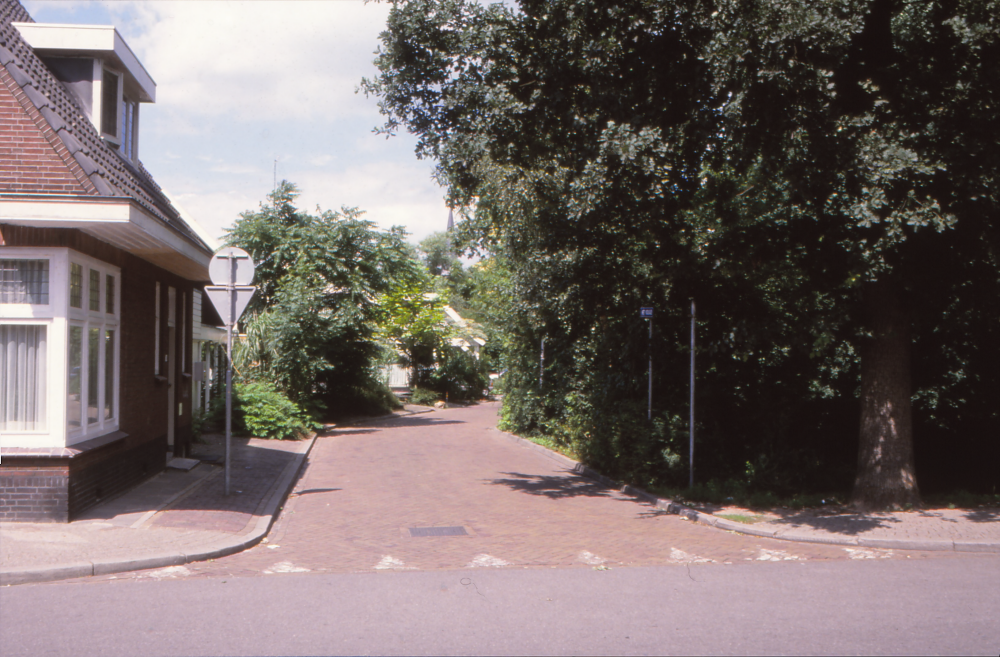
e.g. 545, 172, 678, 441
0, 0, 207, 250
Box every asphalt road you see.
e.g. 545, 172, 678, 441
3, 556, 998, 656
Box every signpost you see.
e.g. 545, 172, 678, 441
641, 307, 653, 420
539, 337, 546, 388
689, 299, 696, 489
204, 247, 256, 496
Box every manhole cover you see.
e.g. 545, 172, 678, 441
409, 526, 468, 537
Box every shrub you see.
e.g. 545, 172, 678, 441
422, 345, 489, 401
210, 381, 315, 440
192, 408, 209, 442
322, 381, 402, 418
410, 386, 441, 406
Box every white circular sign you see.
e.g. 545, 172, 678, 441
209, 247, 255, 286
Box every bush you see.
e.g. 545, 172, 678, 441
322, 381, 402, 419
192, 408, 209, 442
422, 345, 489, 401
410, 386, 441, 407
210, 381, 315, 440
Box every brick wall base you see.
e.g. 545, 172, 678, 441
0, 432, 166, 522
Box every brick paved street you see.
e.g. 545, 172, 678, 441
120, 401, 957, 581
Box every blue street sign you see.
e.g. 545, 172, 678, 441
640, 307, 653, 318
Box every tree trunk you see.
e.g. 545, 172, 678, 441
851, 278, 921, 511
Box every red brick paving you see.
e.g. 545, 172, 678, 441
149, 436, 302, 534
166, 402, 953, 579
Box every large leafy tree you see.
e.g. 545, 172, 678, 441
364, 0, 1000, 508
226, 182, 418, 411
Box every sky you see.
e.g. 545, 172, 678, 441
23, 0, 451, 246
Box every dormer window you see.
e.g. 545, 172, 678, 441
100, 68, 119, 140
13, 23, 154, 166
99, 68, 138, 162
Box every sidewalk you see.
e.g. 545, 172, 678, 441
666, 500, 1000, 552
510, 431, 1000, 554
0, 405, 431, 586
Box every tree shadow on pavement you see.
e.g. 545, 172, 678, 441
76, 437, 302, 527
766, 510, 896, 535
963, 508, 1000, 523
341, 416, 466, 430
486, 471, 621, 500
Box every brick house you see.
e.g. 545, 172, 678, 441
0, 0, 217, 521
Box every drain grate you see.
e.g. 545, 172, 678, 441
409, 526, 468, 537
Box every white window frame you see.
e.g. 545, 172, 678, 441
94, 62, 139, 162
67, 252, 120, 445
0, 248, 119, 448
98, 65, 122, 146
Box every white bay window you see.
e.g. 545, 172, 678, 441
0, 248, 119, 448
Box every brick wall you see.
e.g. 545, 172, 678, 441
67, 434, 167, 517
0, 66, 89, 194
0, 461, 70, 523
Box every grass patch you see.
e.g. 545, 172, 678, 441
922, 490, 1000, 509
524, 435, 579, 461
647, 482, 846, 511
716, 513, 768, 524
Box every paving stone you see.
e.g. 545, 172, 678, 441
178, 403, 928, 577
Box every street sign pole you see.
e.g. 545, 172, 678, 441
640, 307, 654, 420
205, 247, 257, 497
648, 313, 653, 421
539, 337, 545, 389
689, 298, 696, 489
225, 301, 233, 496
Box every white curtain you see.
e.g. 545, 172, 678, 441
0, 325, 47, 431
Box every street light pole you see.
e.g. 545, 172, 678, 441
689, 298, 696, 489
647, 314, 653, 420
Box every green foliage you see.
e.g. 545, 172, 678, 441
208, 381, 315, 440
375, 271, 449, 379
409, 386, 441, 407
424, 344, 489, 401
364, 0, 1000, 501
191, 408, 209, 443
226, 182, 418, 415
237, 382, 315, 440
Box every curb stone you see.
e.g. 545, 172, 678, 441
486, 427, 1000, 555
329, 407, 435, 430
0, 433, 317, 587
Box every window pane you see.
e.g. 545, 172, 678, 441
122, 100, 135, 160
70, 263, 82, 308
88, 327, 99, 424
104, 329, 115, 420
68, 325, 82, 429
106, 274, 115, 314
89, 269, 100, 311
0, 324, 47, 431
101, 69, 119, 137
0, 260, 49, 304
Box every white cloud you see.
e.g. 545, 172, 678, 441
121, 1, 392, 122
23, 0, 452, 247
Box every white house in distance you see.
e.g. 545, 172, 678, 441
0, 0, 222, 521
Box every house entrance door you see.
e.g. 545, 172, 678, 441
166, 286, 176, 454
167, 326, 175, 453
